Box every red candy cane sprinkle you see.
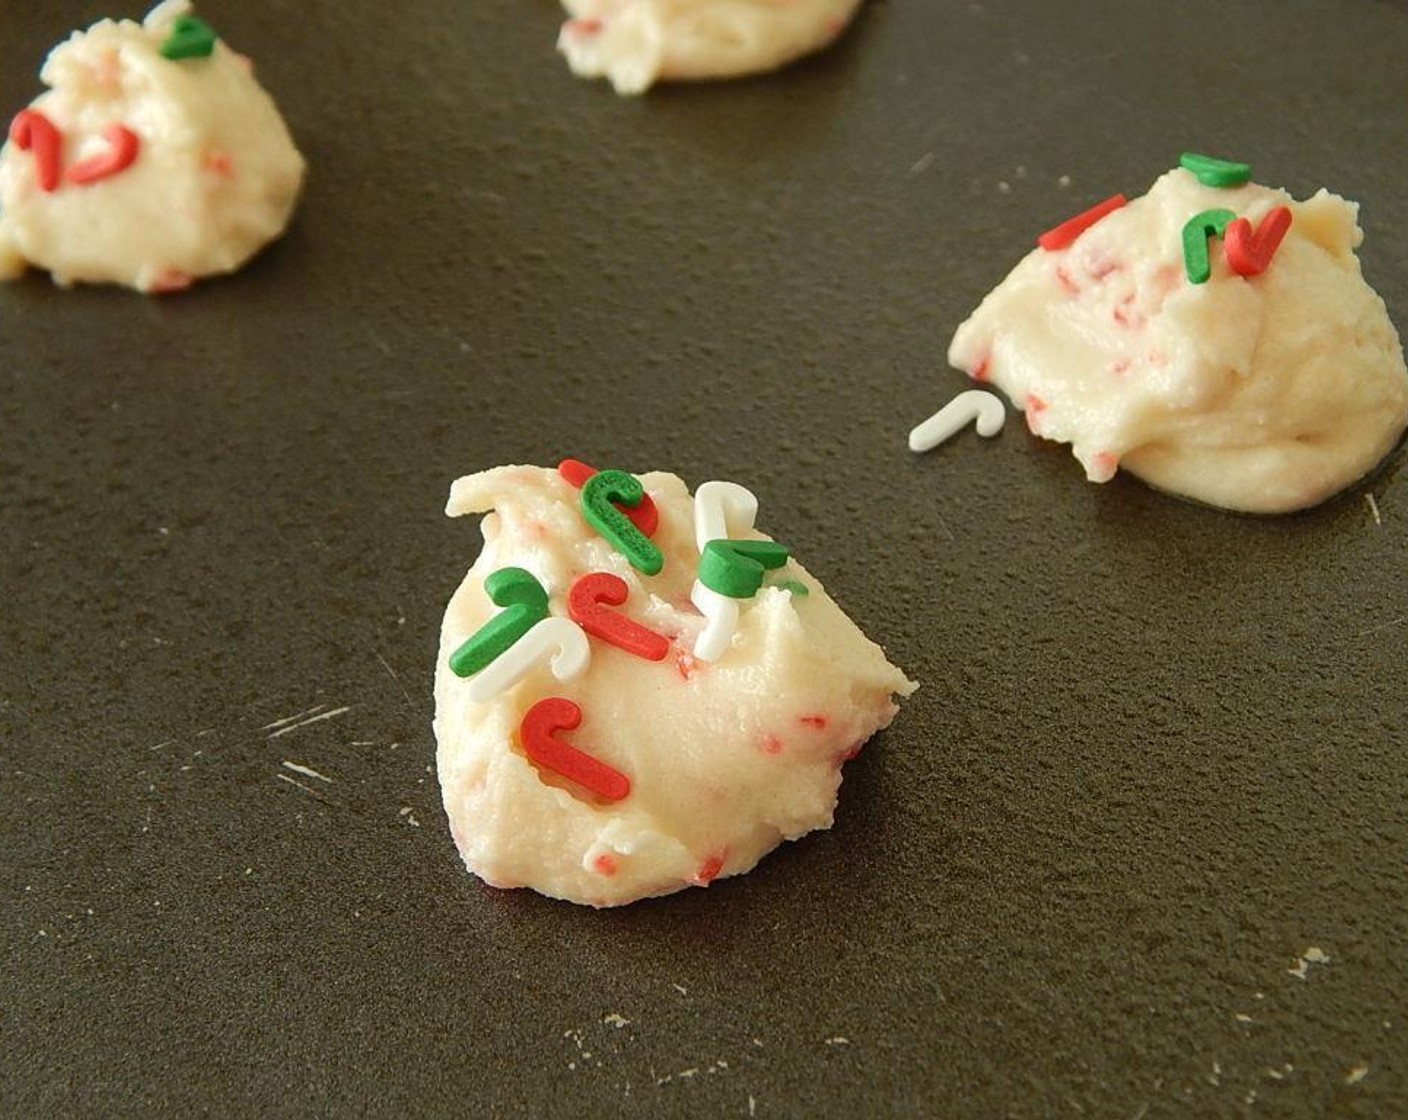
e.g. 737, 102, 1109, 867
519, 697, 630, 803
568, 572, 670, 661
65, 123, 140, 186
1224, 206, 1293, 278
8, 109, 63, 193
1038, 194, 1128, 252
557, 458, 659, 537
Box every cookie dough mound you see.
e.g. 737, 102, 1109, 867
434, 465, 915, 908
0, 1, 305, 292
949, 168, 1408, 513
557, 0, 862, 96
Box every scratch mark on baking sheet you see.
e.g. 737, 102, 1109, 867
1366, 493, 1382, 525
1346, 1064, 1370, 1085
1358, 615, 1406, 639
148, 739, 173, 751
268, 706, 351, 739
909, 151, 935, 174
282, 761, 333, 783
366, 326, 392, 356
931, 509, 957, 542
375, 649, 416, 710
275, 772, 334, 803
1129, 1106, 1149, 1120
262, 705, 326, 732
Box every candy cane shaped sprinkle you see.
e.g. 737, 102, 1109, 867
580, 470, 663, 575
690, 581, 740, 663
693, 480, 758, 553
447, 567, 550, 678
1037, 194, 1127, 251
558, 458, 659, 537
464, 616, 591, 704
568, 572, 669, 661
1224, 205, 1293, 278
1179, 152, 1252, 188
1181, 208, 1236, 285
160, 14, 219, 61
519, 698, 630, 803
698, 539, 790, 600
908, 389, 1006, 453
65, 124, 140, 186
8, 110, 63, 193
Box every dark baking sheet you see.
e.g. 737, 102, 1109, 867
3, 1, 1406, 1116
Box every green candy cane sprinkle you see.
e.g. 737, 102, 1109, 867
697, 539, 791, 600
160, 15, 219, 61
581, 470, 663, 576
1179, 152, 1252, 189
1181, 208, 1236, 285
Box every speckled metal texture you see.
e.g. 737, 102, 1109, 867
2, 2, 1406, 1117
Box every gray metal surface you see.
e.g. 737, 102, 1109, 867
2, 1, 1406, 1116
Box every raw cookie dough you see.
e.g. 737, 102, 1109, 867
948, 166, 1408, 514
0, 1, 305, 292
557, 0, 863, 96
434, 464, 915, 908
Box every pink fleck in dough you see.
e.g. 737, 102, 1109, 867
693, 852, 726, 885
433, 465, 915, 908
949, 167, 1408, 513
556, 0, 863, 96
